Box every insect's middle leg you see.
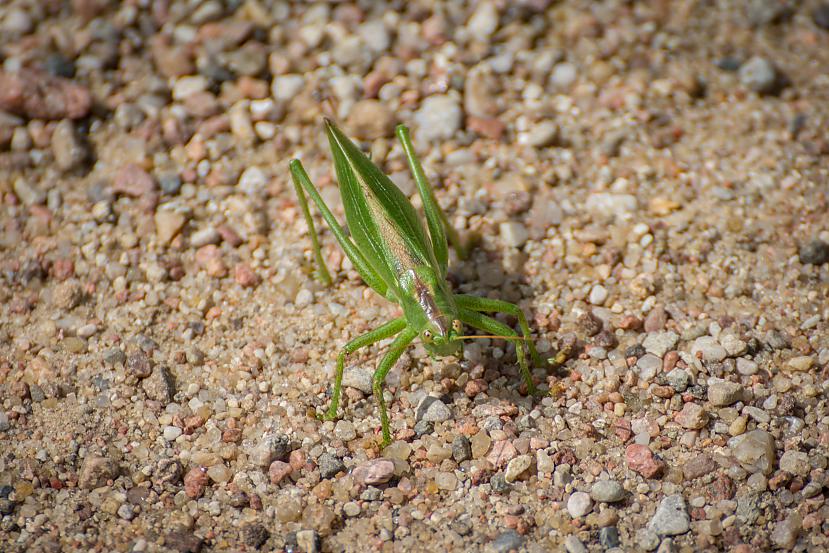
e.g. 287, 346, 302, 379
457, 308, 539, 396
454, 294, 543, 367
371, 327, 417, 446
321, 317, 407, 421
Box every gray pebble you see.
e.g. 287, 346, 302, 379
416, 396, 452, 423
413, 419, 434, 436
488, 530, 523, 553
343, 367, 373, 394
599, 527, 621, 548
452, 435, 472, 462
317, 452, 345, 479
564, 535, 588, 553
489, 472, 511, 494
648, 494, 690, 536
117, 504, 135, 520
739, 56, 779, 94
103, 348, 126, 366
29, 384, 45, 402
799, 239, 829, 265
591, 480, 625, 503
158, 173, 182, 195
0, 412, 9, 432
666, 369, 690, 392
636, 528, 660, 551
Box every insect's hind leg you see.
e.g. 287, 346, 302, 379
291, 162, 332, 285
371, 328, 417, 446
396, 125, 469, 267
320, 317, 407, 421
454, 294, 543, 367
456, 308, 539, 396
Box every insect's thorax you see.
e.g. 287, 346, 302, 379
398, 267, 457, 335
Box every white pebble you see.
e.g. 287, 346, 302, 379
589, 285, 608, 305
499, 222, 529, 248
271, 74, 304, 101
163, 426, 182, 441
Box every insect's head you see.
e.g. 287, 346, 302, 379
420, 318, 463, 357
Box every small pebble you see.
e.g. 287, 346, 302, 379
729, 429, 776, 475
416, 396, 453, 423
567, 491, 593, 518
599, 527, 621, 548
352, 459, 395, 486
626, 444, 665, 478
564, 535, 588, 553
589, 285, 608, 306
738, 56, 779, 94
649, 494, 690, 536
489, 530, 523, 553
452, 435, 473, 463
707, 380, 743, 406
317, 453, 345, 480
499, 221, 529, 248
591, 480, 625, 503
413, 94, 462, 141
504, 454, 532, 483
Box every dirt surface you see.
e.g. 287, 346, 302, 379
1, 1, 829, 552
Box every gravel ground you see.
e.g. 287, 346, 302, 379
1, 1, 829, 552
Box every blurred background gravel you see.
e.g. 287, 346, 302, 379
1, 1, 828, 552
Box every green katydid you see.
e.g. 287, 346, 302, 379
290, 119, 546, 446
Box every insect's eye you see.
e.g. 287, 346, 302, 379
422, 330, 433, 343
452, 320, 462, 332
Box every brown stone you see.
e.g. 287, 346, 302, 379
0, 70, 92, 120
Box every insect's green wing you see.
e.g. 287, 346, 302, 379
325, 120, 438, 296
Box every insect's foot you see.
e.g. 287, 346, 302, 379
548, 348, 570, 368
314, 409, 339, 422
377, 428, 393, 448
527, 383, 544, 398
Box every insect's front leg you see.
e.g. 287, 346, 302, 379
291, 161, 332, 286
289, 159, 389, 297
453, 294, 543, 367
456, 308, 540, 396
319, 317, 407, 421
371, 328, 418, 447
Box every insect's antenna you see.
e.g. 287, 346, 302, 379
320, 95, 339, 120
455, 335, 528, 342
